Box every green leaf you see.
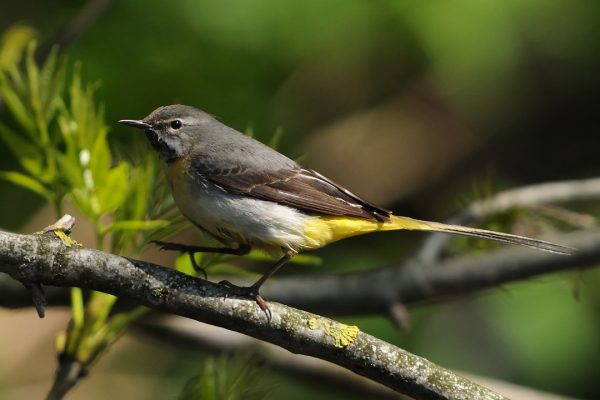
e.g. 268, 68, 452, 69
179, 354, 271, 400
55, 152, 83, 188
0, 170, 51, 200
175, 252, 200, 275
267, 127, 283, 150
70, 287, 85, 329
103, 219, 170, 234
70, 188, 94, 218
144, 218, 190, 244
57, 112, 77, 156
128, 168, 151, 220
0, 24, 37, 70
64, 287, 85, 355
20, 157, 43, 178
26, 42, 48, 144
89, 125, 110, 185
244, 125, 255, 138
0, 120, 41, 165
127, 154, 157, 220
101, 306, 149, 342
0, 82, 35, 137
39, 46, 57, 106
4, 64, 25, 95
97, 162, 128, 213
41, 46, 67, 122
86, 292, 118, 331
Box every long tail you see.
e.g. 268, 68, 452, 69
386, 215, 573, 255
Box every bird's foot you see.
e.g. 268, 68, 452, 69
219, 280, 272, 322
152, 240, 196, 252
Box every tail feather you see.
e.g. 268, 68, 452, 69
389, 215, 574, 255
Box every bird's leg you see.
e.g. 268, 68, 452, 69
152, 240, 251, 255
220, 249, 295, 322
152, 241, 251, 279
188, 252, 207, 280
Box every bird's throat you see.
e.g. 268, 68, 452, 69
145, 130, 180, 164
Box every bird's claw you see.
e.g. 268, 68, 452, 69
218, 280, 272, 322
151, 240, 182, 252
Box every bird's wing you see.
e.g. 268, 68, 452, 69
191, 157, 391, 222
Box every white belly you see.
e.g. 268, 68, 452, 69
169, 170, 310, 251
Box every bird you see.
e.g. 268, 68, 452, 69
119, 104, 572, 319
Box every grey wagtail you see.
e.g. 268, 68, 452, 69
120, 104, 571, 317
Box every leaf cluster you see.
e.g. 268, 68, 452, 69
178, 354, 272, 400
0, 27, 189, 384
0, 28, 182, 253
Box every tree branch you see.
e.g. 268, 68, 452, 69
0, 229, 507, 400
1, 230, 598, 320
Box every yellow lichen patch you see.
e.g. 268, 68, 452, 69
53, 230, 81, 247
308, 317, 360, 349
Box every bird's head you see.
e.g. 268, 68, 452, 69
119, 104, 213, 163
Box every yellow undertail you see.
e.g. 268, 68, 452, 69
301, 215, 572, 254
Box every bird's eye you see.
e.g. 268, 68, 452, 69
170, 120, 182, 130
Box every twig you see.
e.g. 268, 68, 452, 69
46, 356, 85, 400
22, 281, 46, 318
387, 302, 411, 331
41, 214, 76, 234
0, 229, 506, 400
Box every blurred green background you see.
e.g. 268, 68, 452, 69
1, 1, 600, 399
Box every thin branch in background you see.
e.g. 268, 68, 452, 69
417, 177, 600, 263
263, 230, 599, 316
39, 0, 118, 59
0, 227, 508, 400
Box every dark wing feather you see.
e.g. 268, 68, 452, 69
192, 158, 391, 222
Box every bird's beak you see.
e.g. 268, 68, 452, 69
118, 119, 152, 130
